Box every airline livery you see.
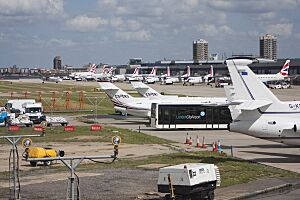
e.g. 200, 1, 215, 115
225, 58, 300, 146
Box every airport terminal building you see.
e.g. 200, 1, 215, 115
124, 58, 300, 84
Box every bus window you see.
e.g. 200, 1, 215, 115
219, 107, 232, 123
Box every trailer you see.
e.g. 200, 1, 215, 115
157, 163, 221, 200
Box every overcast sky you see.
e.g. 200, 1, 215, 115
0, 0, 299, 67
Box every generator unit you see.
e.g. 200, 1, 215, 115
23, 147, 64, 167
157, 163, 221, 200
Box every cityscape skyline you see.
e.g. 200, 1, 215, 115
0, 0, 300, 67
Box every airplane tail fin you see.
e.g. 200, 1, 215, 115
133, 67, 139, 75
226, 58, 280, 104
89, 64, 97, 74
279, 60, 290, 76
99, 82, 133, 102
131, 82, 161, 97
102, 65, 108, 74
148, 66, 157, 76
167, 66, 170, 77
187, 66, 191, 77
210, 65, 214, 77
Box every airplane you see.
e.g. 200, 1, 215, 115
131, 82, 228, 104
47, 76, 62, 83
100, 82, 229, 118
203, 65, 214, 83
131, 81, 177, 98
161, 66, 180, 85
144, 67, 160, 84
182, 65, 203, 86
111, 67, 141, 82
256, 60, 290, 83
225, 57, 300, 146
92, 66, 113, 81
69, 64, 97, 80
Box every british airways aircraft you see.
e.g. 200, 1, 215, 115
256, 60, 290, 82
225, 58, 300, 146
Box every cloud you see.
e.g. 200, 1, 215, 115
207, 0, 300, 13
0, 0, 64, 16
66, 15, 108, 32
33, 37, 77, 47
115, 30, 151, 41
197, 24, 234, 37
264, 23, 293, 37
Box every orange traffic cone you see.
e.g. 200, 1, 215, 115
202, 136, 207, 148
196, 136, 201, 148
184, 133, 189, 144
189, 136, 193, 146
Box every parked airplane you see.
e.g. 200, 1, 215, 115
161, 66, 180, 85
203, 65, 214, 83
69, 64, 97, 80
145, 67, 160, 84
131, 81, 177, 98
92, 66, 113, 81
256, 60, 290, 82
111, 67, 141, 82
100, 82, 229, 118
225, 57, 300, 146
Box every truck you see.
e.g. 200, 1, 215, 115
157, 163, 221, 200
4, 99, 68, 126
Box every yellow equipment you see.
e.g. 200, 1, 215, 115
23, 147, 64, 167
26, 147, 57, 158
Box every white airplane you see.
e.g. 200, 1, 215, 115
111, 67, 141, 82
256, 60, 290, 83
161, 66, 180, 85
92, 66, 113, 81
225, 57, 300, 146
131, 81, 178, 98
145, 67, 160, 84
47, 76, 62, 83
183, 65, 203, 85
100, 82, 229, 118
70, 64, 97, 80
203, 65, 214, 83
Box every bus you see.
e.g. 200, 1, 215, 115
150, 102, 232, 129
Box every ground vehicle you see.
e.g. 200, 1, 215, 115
5, 100, 68, 126
0, 110, 8, 126
23, 147, 64, 166
5, 99, 36, 114
150, 103, 232, 129
158, 163, 221, 200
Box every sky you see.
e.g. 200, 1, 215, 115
0, 0, 300, 67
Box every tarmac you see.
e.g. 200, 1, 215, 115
3, 79, 300, 199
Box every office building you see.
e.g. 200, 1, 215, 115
259, 34, 277, 60
53, 56, 62, 70
193, 39, 208, 60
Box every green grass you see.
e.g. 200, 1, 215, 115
76, 151, 300, 187
0, 81, 115, 115
0, 126, 172, 144
1, 151, 297, 188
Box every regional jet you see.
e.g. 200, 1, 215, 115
256, 60, 290, 82
225, 58, 300, 146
